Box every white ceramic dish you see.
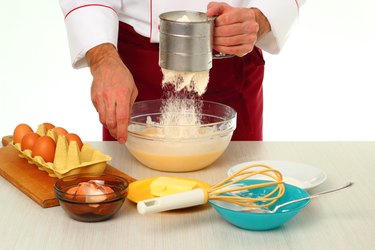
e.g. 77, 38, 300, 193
227, 160, 327, 190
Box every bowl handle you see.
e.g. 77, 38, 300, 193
137, 188, 207, 214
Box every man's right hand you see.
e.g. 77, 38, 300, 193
86, 43, 138, 144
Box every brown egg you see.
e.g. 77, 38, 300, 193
42, 122, 55, 131
21, 132, 40, 151
66, 186, 85, 202
65, 182, 115, 202
13, 123, 33, 144
66, 186, 78, 195
102, 186, 116, 200
53, 127, 68, 136
65, 133, 83, 150
32, 136, 56, 162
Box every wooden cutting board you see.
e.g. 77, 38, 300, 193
0, 136, 136, 208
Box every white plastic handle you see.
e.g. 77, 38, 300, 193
137, 188, 207, 215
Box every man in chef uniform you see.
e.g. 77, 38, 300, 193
59, 0, 305, 143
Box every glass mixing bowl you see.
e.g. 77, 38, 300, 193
126, 99, 237, 172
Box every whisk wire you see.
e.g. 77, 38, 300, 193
209, 164, 283, 190
207, 164, 285, 209
209, 180, 284, 196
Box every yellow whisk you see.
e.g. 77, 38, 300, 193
137, 164, 285, 214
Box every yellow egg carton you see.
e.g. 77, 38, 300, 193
12, 125, 111, 179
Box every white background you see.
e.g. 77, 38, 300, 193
1, 0, 374, 141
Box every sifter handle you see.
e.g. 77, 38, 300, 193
213, 52, 234, 59
137, 188, 207, 215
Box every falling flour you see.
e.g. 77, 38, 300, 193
149, 14, 213, 138
159, 66, 209, 137
161, 68, 209, 96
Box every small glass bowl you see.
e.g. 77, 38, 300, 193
54, 174, 128, 222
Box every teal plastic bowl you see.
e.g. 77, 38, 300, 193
209, 179, 310, 231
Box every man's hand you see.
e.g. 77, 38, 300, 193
206, 2, 271, 57
86, 43, 138, 144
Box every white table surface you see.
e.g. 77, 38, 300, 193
1, 141, 374, 250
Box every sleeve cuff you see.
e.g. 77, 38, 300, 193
248, 0, 299, 54
64, 6, 119, 68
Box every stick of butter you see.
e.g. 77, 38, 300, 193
150, 177, 198, 197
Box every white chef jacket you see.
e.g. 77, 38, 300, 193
59, 0, 306, 69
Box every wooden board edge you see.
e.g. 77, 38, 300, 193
0, 164, 50, 208
2, 135, 12, 147
42, 198, 60, 208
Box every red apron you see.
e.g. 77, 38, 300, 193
103, 22, 264, 141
